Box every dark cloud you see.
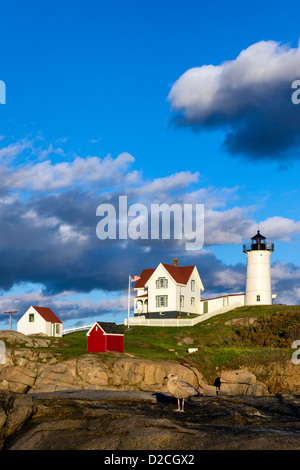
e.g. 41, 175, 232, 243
168, 40, 300, 161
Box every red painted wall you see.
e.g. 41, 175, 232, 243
106, 334, 124, 353
87, 325, 124, 353
87, 325, 106, 353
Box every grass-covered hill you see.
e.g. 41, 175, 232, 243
1, 304, 299, 385
41, 304, 300, 384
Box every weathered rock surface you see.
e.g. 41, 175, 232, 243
0, 330, 298, 399
219, 369, 269, 396
0, 390, 299, 450
225, 317, 257, 326
0, 346, 216, 395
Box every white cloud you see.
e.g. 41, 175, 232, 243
134, 171, 199, 196
2, 151, 136, 191
257, 216, 300, 241
0, 139, 32, 160
168, 40, 300, 121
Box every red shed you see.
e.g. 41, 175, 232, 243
86, 321, 124, 353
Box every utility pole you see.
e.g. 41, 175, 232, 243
3, 311, 18, 331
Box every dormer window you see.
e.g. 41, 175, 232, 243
156, 277, 168, 289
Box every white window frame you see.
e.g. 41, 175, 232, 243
156, 295, 168, 307
156, 277, 168, 289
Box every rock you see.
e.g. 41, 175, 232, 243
225, 317, 257, 326
0, 331, 51, 348
77, 356, 109, 387
0, 366, 37, 393
177, 336, 195, 346
219, 369, 269, 396
221, 370, 256, 385
0, 391, 299, 450
4, 394, 35, 438
30, 359, 80, 393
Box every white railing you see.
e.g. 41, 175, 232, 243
125, 301, 244, 327
62, 301, 244, 333
62, 324, 93, 335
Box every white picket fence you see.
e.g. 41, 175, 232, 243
62, 324, 93, 335
124, 301, 243, 327
62, 300, 243, 334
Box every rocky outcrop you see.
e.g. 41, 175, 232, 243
218, 369, 269, 396
0, 392, 36, 449
1, 390, 299, 450
1, 347, 272, 397
0, 349, 216, 395
225, 317, 257, 326
0, 330, 297, 396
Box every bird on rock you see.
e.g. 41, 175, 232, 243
164, 372, 200, 412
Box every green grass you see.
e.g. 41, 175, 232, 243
118, 305, 299, 382
1, 304, 299, 383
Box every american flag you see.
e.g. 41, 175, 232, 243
131, 275, 141, 282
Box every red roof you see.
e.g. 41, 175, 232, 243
32, 306, 62, 324
162, 263, 195, 285
134, 263, 195, 287
134, 268, 155, 288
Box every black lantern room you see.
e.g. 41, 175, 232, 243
243, 230, 274, 252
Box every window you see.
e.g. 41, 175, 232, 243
29, 314, 34, 322
156, 295, 168, 307
156, 277, 168, 289
203, 301, 208, 314
223, 297, 229, 307
191, 280, 195, 292
191, 297, 195, 306
56, 324, 60, 335
180, 295, 184, 307
256, 295, 261, 302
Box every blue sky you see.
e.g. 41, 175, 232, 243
1, 0, 300, 329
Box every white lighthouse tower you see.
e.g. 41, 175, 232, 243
243, 230, 274, 305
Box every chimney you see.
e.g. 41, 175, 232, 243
173, 257, 178, 267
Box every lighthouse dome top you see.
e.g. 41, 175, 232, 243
243, 230, 274, 253
251, 230, 266, 240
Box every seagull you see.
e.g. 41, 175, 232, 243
164, 372, 200, 412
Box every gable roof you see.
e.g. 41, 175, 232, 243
161, 263, 195, 285
134, 268, 155, 288
134, 263, 200, 288
87, 321, 124, 336
32, 306, 62, 324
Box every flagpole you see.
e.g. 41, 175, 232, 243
126, 275, 132, 331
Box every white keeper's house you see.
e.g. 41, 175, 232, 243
133, 231, 275, 320
133, 257, 245, 319
17, 306, 63, 337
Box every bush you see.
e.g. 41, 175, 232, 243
234, 311, 300, 348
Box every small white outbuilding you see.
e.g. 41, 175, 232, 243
17, 306, 63, 337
